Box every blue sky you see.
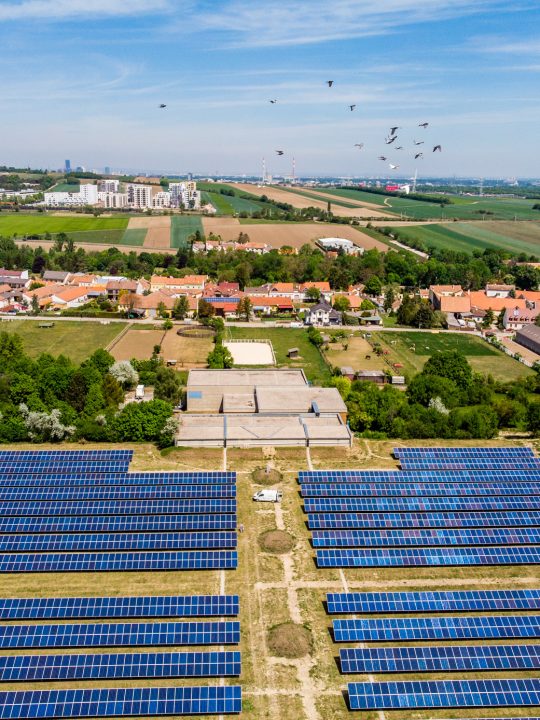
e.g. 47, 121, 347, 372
1, 0, 539, 177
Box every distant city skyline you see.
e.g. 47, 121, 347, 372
1, 0, 539, 177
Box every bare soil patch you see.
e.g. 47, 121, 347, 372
111, 328, 212, 367
127, 216, 171, 229
258, 530, 294, 555
268, 623, 313, 658
252, 468, 283, 485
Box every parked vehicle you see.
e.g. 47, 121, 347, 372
135, 384, 145, 401
252, 489, 283, 503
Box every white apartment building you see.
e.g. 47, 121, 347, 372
98, 192, 129, 209
152, 191, 171, 209
98, 179, 120, 193
169, 182, 201, 210
44, 183, 99, 207
126, 184, 153, 209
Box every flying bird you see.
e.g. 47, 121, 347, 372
378, 156, 387, 161
395, 146, 403, 150
418, 122, 429, 129
354, 143, 364, 150
385, 136, 397, 144
433, 145, 442, 152
414, 140, 425, 146
390, 126, 400, 135
327, 80, 334, 87
275, 150, 284, 155
389, 164, 399, 169
415, 153, 423, 160
158, 104, 167, 109
349, 104, 356, 111
269, 99, 277, 104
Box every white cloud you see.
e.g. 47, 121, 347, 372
470, 36, 540, 55
194, 0, 514, 48
0, 0, 171, 21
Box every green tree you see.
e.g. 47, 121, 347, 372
237, 296, 252, 321
360, 298, 376, 311
163, 318, 173, 330
423, 350, 473, 390
111, 399, 173, 442
384, 287, 396, 312
482, 308, 495, 328
333, 295, 351, 312
172, 296, 190, 320
101, 373, 124, 407
413, 302, 435, 328
157, 301, 169, 319
207, 345, 234, 369
307, 326, 323, 346
198, 299, 215, 319
30, 295, 40, 315
154, 366, 182, 405
305, 286, 321, 302
363, 275, 383, 296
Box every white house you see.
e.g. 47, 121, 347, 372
316, 237, 363, 255
304, 301, 342, 326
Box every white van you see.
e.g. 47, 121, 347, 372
135, 384, 145, 401
252, 489, 283, 503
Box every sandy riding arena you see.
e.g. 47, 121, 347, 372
224, 340, 276, 365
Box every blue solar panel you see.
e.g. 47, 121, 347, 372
0, 498, 236, 516
395, 446, 539, 470
340, 645, 540, 674
348, 678, 540, 710
0, 595, 239, 620
0, 461, 130, 474
0, 550, 238, 573
0, 513, 237, 534
0, 686, 242, 717
299, 469, 540, 483
0, 472, 236, 487
0, 650, 242, 681
0, 450, 132, 460
308, 511, 540, 529
326, 589, 540, 614
317, 546, 540, 567
0, 532, 237, 553
0, 620, 241, 648
0, 484, 236, 501
333, 615, 540, 642
305, 497, 540, 513
312, 527, 540, 547
301, 481, 540, 497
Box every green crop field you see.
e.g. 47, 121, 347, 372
0, 214, 128, 238
0, 320, 126, 364
201, 191, 235, 215
170, 215, 204, 248
320, 187, 540, 220
371, 330, 533, 381
118, 228, 147, 246
199, 182, 282, 215
276, 186, 360, 209
388, 221, 540, 256
46, 183, 81, 193
227, 326, 331, 385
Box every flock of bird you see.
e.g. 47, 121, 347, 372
158, 79, 442, 171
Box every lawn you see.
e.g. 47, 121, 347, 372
0, 320, 126, 364
118, 228, 147, 246
0, 214, 128, 238
371, 330, 534, 381
320, 188, 540, 220
227, 326, 331, 385
201, 191, 235, 215
46, 182, 80, 192
170, 215, 204, 248
388, 221, 540, 256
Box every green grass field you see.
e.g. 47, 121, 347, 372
372, 330, 533, 381
388, 221, 540, 256
276, 186, 361, 209
199, 182, 284, 216
0, 214, 128, 238
201, 191, 235, 215
46, 183, 81, 193
119, 228, 147, 246
0, 320, 127, 364
321, 188, 540, 220
170, 215, 203, 248
227, 326, 331, 385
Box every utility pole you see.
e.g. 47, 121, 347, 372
261, 157, 266, 185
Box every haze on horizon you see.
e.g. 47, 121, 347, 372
1, 0, 539, 178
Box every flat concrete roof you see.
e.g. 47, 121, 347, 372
187, 369, 307, 387
256, 386, 347, 414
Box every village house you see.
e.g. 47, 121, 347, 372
503, 306, 540, 331
150, 275, 208, 292
304, 301, 342, 326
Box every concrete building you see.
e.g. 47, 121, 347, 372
316, 237, 363, 255
97, 192, 128, 208
152, 191, 171, 209
44, 183, 98, 207
169, 182, 201, 210
515, 324, 540, 356
126, 184, 153, 209
98, 180, 120, 193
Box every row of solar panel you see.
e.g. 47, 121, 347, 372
316, 546, 540, 567
0, 621, 241, 649
332, 615, 540, 642
0, 651, 241, 681
0, 498, 236, 516
298, 469, 540, 482
340, 645, 540, 674
300, 481, 540, 497
0, 595, 240, 620
0, 532, 237, 553
312, 527, 540, 547
304, 497, 540, 512
394, 446, 536, 458
0, 551, 238, 573
0, 450, 132, 461
0, 513, 238, 534
0, 462, 130, 474
0, 484, 236, 502
308, 510, 540, 529
0, 686, 242, 718
326, 589, 540, 614
0, 472, 237, 487
348, 678, 540, 710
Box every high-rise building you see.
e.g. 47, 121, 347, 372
104, 166, 111, 175
65, 159, 71, 173
126, 184, 153, 208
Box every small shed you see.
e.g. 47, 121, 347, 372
356, 370, 387, 384
390, 375, 406, 385
340, 366, 355, 381
287, 347, 300, 359
166, 359, 177, 366
38, 322, 55, 328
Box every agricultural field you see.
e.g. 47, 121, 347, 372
111, 326, 213, 368
371, 330, 534, 381
0, 319, 126, 364
387, 221, 540, 256
170, 215, 204, 248
3, 438, 539, 720
322, 187, 540, 220
46, 182, 80, 192
0, 213, 128, 239
227, 326, 332, 385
